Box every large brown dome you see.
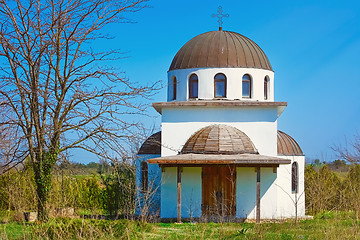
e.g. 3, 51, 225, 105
181, 124, 258, 155
169, 31, 272, 71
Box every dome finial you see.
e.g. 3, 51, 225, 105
212, 6, 229, 31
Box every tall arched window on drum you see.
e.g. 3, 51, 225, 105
242, 74, 252, 98
214, 73, 226, 98
189, 74, 198, 98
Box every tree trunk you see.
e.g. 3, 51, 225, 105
33, 148, 58, 222
34, 168, 52, 222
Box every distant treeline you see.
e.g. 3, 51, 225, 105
309, 159, 350, 172
52, 161, 112, 175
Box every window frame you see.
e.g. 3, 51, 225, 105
189, 74, 198, 99
264, 76, 269, 100
242, 74, 252, 98
172, 76, 177, 100
291, 162, 298, 194
141, 161, 148, 192
214, 73, 227, 98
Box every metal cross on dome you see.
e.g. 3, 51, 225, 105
212, 6, 229, 31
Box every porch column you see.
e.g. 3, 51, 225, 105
256, 167, 261, 223
177, 166, 182, 223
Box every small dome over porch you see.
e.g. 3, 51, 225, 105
181, 124, 258, 155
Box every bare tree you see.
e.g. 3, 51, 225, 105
0, 118, 25, 173
332, 132, 360, 164
0, 0, 157, 221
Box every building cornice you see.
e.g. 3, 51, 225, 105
153, 100, 287, 116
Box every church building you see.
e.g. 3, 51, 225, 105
136, 23, 305, 222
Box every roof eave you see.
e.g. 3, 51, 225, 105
147, 153, 291, 165
153, 100, 287, 117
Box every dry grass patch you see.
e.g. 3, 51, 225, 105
0, 211, 359, 239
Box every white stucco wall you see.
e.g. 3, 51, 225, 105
160, 165, 284, 219
236, 167, 256, 218
276, 155, 306, 218
135, 154, 161, 216
236, 167, 278, 219
181, 167, 202, 218
167, 68, 274, 101
161, 107, 278, 157
260, 167, 278, 218
160, 167, 177, 218
160, 167, 202, 219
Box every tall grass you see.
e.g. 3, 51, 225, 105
0, 212, 359, 239
0, 218, 151, 240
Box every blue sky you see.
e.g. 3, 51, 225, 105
76, 0, 360, 163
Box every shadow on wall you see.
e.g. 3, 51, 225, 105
236, 167, 276, 219
135, 156, 161, 217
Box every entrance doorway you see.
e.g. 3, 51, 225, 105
201, 165, 236, 217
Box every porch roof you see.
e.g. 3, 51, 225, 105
147, 153, 290, 166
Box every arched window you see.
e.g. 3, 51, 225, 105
214, 73, 226, 98
242, 74, 252, 98
141, 161, 148, 192
171, 76, 177, 100
189, 74, 198, 98
264, 76, 269, 100
291, 162, 298, 193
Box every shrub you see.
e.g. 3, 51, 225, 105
305, 165, 341, 214
340, 165, 360, 218
100, 163, 135, 216
0, 166, 37, 212
75, 176, 104, 213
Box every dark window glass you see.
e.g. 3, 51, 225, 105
214, 73, 226, 98
264, 76, 269, 100
292, 162, 298, 193
242, 74, 251, 98
189, 74, 198, 98
141, 161, 148, 192
172, 77, 177, 100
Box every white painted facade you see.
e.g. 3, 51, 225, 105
157, 163, 305, 219
235, 167, 279, 219
144, 102, 305, 220
167, 68, 274, 101
276, 156, 306, 218
161, 167, 202, 218
161, 107, 279, 157
135, 154, 161, 216
136, 30, 305, 221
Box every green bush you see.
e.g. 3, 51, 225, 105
0, 166, 37, 212
339, 165, 360, 217
305, 165, 341, 215
101, 164, 135, 216
75, 176, 104, 213
0, 163, 136, 216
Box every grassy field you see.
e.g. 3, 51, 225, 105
0, 211, 359, 239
